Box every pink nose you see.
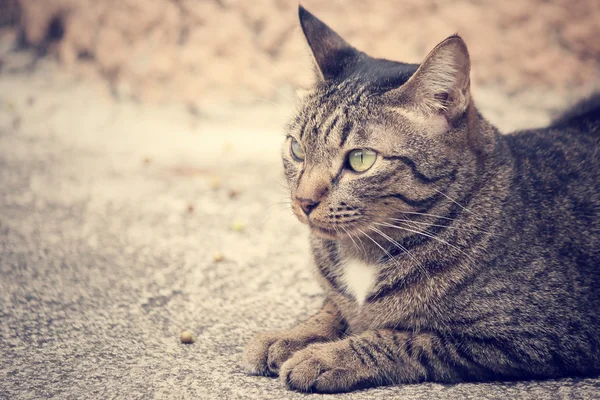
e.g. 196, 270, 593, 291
297, 197, 320, 215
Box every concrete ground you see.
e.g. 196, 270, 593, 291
1, 50, 599, 399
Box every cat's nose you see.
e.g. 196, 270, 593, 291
297, 197, 320, 215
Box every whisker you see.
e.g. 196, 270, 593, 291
264, 82, 297, 103
346, 225, 368, 257
432, 188, 472, 214
277, 183, 291, 194
259, 199, 292, 227
375, 221, 478, 265
376, 221, 463, 252
353, 229, 369, 257
395, 210, 461, 221
394, 210, 489, 233
342, 226, 367, 258
238, 96, 287, 110
263, 199, 292, 212
389, 218, 490, 235
341, 225, 357, 251
259, 207, 291, 228
254, 50, 301, 99
369, 226, 431, 280
377, 219, 471, 340
356, 228, 399, 267
363, 226, 458, 337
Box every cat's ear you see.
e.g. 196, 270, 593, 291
389, 35, 471, 122
298, 5, 359, 82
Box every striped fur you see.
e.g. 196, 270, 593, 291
243, 6, 600, 392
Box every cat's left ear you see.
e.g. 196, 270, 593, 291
387, 35, 471, 123
298, 5, 359, 82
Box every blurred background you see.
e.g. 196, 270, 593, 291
2, 0, 600, 122
1, 1, 600, 399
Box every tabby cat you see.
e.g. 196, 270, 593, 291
243, 6, 600, 393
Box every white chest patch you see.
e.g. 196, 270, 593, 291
341, 259, 376, 305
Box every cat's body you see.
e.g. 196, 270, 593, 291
243, 6, 600, 392
316, 108, 600, 375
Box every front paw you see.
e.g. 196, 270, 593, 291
242, 331, 326, 376
280, 342, 369, 393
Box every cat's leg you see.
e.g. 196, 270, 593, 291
280, 329, 496, 393
242, 300, 345, 376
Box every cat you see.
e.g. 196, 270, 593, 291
243, 5, 600, 393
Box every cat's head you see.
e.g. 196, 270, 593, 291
283, 6, 491, 240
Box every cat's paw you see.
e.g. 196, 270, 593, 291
279, 342, 368, 393
242, 331, 326, 376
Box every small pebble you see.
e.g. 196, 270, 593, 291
210, 176, 221, 190
231, 220, 245, 232
12, 116, 21, 130
223, 142, 234, 153
228, 189, 240, 199
213, 252, 224, 262
187, 204, 195, 213
180, 330, 195, 344
142, 157, 152, 165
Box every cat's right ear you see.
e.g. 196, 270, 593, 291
385, 35, 471, 124
298, 6, 359, 82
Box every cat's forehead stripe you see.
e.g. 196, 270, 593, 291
322, 114, 340, 142
339, 119, 354, 147
300, 83, 368, 148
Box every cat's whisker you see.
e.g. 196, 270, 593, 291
259, 207, 292, 229
332, 225, 348, 251
394, 211, 489, 233
376, 221, 462, 252
352, 229, 369, 257
396, 211, 486, 226
342, 224, 368, 257
341, 225, 362, 257
276, 185, 291, 196
389, 218, 489, 234
375, 221, 479, 266
369, 226, 431, 280
398, 215, 492, 261
356, 228, 400, 268
254, 49, 302, 100
263, 199, 292, 212
264, 82, 298, 103
395, 210, 461, 221
261, 201, 291, 217
392, 215, 435, 234
258, 199, 292, 227
238, 96, 287, 110
432, 189, 473, 215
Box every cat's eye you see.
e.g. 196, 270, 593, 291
348, 149, 377, 172
290, 138, 305, 161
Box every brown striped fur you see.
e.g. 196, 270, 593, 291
243, 6, 600, 392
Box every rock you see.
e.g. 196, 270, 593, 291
180, 330, 195, 344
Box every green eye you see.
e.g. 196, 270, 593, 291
348, 149, 377, 172
290, 138, 305, 161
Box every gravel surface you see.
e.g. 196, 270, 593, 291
1, 54, 599, 399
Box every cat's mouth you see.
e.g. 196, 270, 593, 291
293, 204, 361, 239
